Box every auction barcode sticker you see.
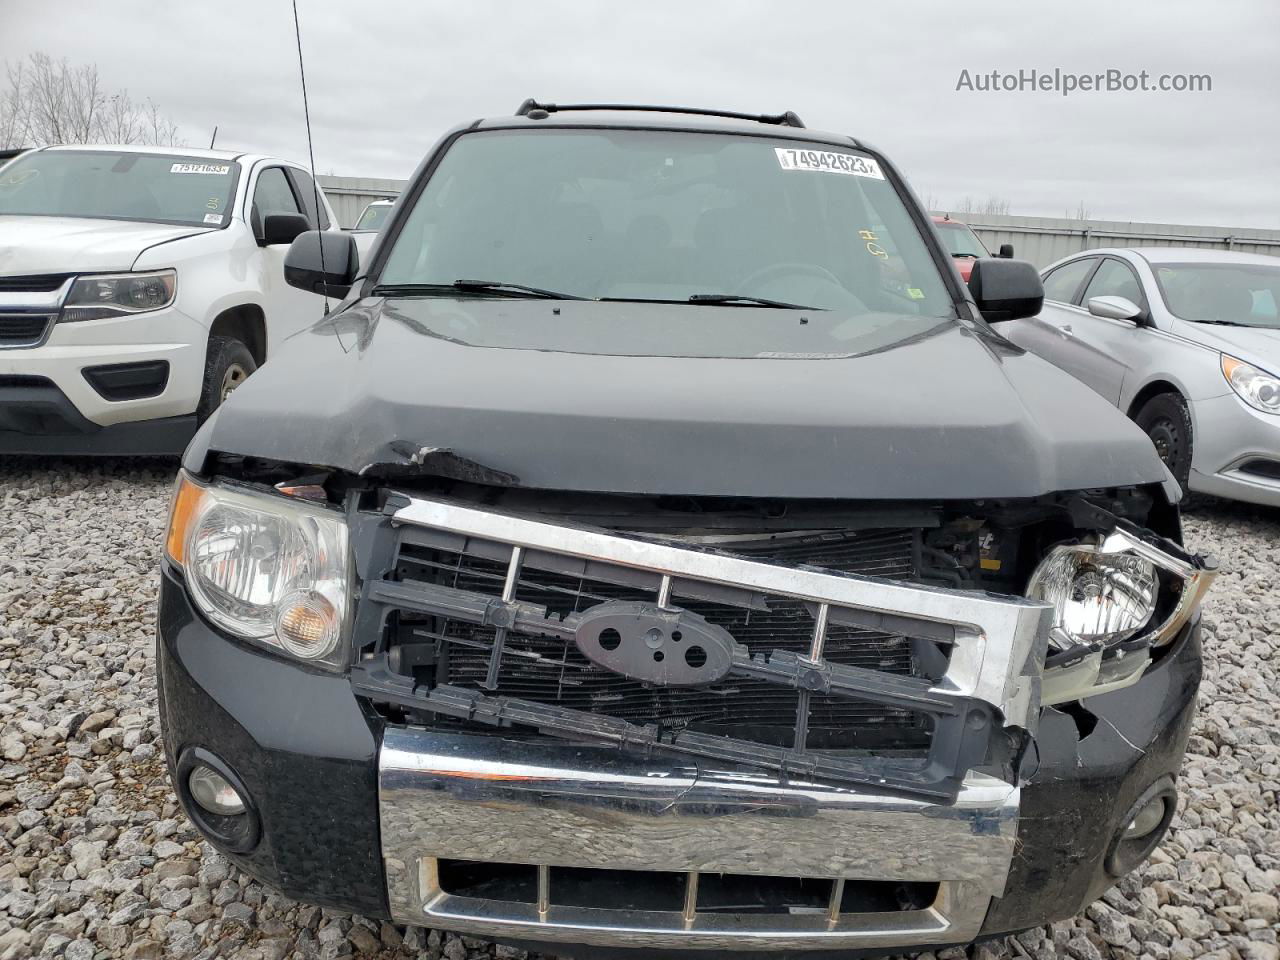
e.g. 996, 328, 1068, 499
170, 163, 230, 175
775, 148, 884, 180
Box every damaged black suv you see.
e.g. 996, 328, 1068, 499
158, 102, 1216, 957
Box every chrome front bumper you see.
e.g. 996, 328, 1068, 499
380, 728, 1019, 951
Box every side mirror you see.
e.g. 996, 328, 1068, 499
284, 230, 360, 298
261, 212, 311, 246
998, 243, 1015, 259
967, 258, 1044, 323
1087, 295, 1143, 322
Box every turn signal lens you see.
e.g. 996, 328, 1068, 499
274, 589, 340, 660
165, 473, 207, 566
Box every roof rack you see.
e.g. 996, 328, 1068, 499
514, 99, 805, 129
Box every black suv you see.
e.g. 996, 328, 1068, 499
158, 102, 1216, 957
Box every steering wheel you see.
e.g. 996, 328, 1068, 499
736, 262, 844, 294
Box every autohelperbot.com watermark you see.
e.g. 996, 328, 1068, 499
955, 68, 1212, 97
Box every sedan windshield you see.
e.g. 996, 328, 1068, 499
0, 150, 240, 228
1154, 262, 1280, 328
379, 129, 954, 344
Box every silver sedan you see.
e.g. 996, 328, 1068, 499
1003, 247, 1280, 507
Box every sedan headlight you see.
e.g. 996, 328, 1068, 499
1222, 354, 1280, 415
165, 473, 350, 669
62, 269, 176, 321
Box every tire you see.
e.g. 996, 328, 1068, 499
196, 336, 257, 423
1134, 392, 1195, 502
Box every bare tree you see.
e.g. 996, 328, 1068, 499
0, 52, 182, 149
1065, 201, 1091, 220
954, 195, 1011, 217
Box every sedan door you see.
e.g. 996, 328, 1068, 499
1003, 255, 1098, 372
1047, 257, 1150, 405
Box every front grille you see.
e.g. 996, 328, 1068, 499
0, 274, 71, 293
388, 525, 933, 748
0, 313, 53, 346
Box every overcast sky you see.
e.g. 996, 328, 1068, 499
4, 0, 1278, 228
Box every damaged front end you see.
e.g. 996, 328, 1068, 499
331, 479, 1213, 949
160, 460, 1215, 952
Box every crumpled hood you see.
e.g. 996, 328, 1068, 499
0, 216, 205, 275
188, 297, 1170, 499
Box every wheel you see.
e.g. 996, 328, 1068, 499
196, 336, 257, 422
1134, 392, 1194, 501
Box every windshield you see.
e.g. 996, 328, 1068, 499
935, 221, 988, 258
0, 150, 240, 228
1154, 262, 1280, 328
379, 129, 954, 327
356, 202, 393, 230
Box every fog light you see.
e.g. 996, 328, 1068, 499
1106, 778, 1177, 877
188, 764, 246, 816
1124, 795, 1167, 840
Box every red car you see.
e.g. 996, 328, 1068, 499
932, 215, 1011, 281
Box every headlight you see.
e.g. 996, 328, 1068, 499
1222, 354, 1280, 415
1028, 527, 1217, 705
165, 473, 350, 669
62, 269, 176, 321
1027, 546, 1157, 649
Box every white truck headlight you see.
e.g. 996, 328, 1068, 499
165, 473, 350, 669
1221, 354, 1280, 415
62, 269, 176, 321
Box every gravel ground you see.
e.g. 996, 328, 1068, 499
0, 459, 1276, 960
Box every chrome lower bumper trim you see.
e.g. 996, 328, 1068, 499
414, 867, 990, 951
379, 727, 1018, 949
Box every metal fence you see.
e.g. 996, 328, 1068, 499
938, 213, 1280, 268
316, 176, 1279, 265
317, 175, 404, 229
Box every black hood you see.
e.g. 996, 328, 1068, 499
187, 297, 1169, 499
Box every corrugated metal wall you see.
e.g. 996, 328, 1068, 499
936, 212, 1280, 268
316, 176, 1280, 265
317, 175, 404, 228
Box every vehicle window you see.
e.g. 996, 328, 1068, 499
1041, 258, 1097, 304
0, 150, 239, 228
356, 202, 393, 231
286, 168, 330, 230
1153, 262, 1280, 328
252, 167, 301, 226
377, 128, 956, 358
1083, 259, 1144, 307
935, 222, 989, 258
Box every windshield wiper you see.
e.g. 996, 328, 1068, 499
687, 293, 822, 310
1188, 318, 1247, 327
372, 280, 587, 301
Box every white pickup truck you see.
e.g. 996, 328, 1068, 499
0, 145, 343, 454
